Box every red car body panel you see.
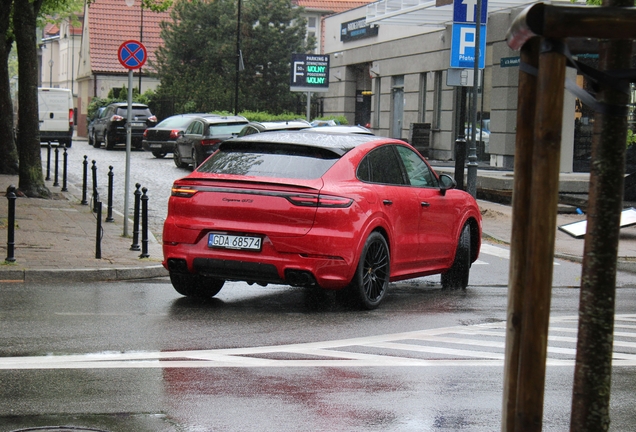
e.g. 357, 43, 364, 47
162, 134, 482, 290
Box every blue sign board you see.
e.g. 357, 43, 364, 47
450, 23, 487, 69
453, 0, 488, 24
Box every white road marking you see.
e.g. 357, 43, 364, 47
480, 243, 560, 265
1, 315, 635, 370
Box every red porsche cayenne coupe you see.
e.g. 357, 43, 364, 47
162, 131, 482, 309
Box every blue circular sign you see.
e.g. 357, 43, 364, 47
118, 40, 147, 70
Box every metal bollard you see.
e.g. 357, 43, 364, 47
81, 156, 88, 205
130, 183, 141, 251
91, 160, 99, 213
61, 146, 68, 192
5, 185, 17, 263
106, 166, 114, 222
53, 146, 60, 187
454, 138, 467, 191
46, 143, 52, 181
140, 187, 150, 258
95, 201, 102, 259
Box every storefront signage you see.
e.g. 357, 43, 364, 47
290, 54, 330, 92
340, 18, 379, 42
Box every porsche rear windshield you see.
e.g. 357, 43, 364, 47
197, 142, 340, 179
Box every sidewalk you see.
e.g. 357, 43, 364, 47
0, 173, 167, 283
2, 168, 636, 283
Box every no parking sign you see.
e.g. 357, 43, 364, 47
118, 40, 147, 70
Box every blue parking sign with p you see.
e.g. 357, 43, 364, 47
450, 23, 486, 69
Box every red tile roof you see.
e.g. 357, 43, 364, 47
295, 0, 373, 13
88, 0, 171, 74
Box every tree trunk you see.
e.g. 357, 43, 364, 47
13, 0, 49, 197
570, 0, 633, 430
0, 1, 19, 175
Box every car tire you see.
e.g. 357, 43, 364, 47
441, 224, 471, 290
347, 231, 390, 310
169, 272, 225, 299
105, 133, 115, 150
152, 151, 167, 158
88, 132, 94, 146
174, 146, 188, 168
92, 132, 101, 149
63, 139, 72, 148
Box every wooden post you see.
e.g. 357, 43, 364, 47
570, 1, 634, 429
501, 37, 540, 432
514, 40, 567, 431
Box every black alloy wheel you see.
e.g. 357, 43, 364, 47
348, 231, 390, 310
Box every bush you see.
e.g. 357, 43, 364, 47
312, 115, 349, 125
238, 111, 306, 122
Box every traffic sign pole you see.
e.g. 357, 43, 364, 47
124, 69, 133, 237
118, 40, 147, 237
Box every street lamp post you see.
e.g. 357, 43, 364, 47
48, 59, 54, 87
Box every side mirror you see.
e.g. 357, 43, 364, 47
439, 173, 457, 196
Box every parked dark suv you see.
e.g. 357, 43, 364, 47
91, 102, 157, 150
173, 114, 248, 168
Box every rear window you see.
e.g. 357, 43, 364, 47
156, 116, 194, 128
208, 123, 248, 136
197, 142, 340, 180
116, 107, 151, 117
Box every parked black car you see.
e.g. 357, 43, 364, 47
142, 114, 202, 158
173, 114, 248, 168
91, 102, 157, 150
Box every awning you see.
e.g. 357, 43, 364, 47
366, 0, 543, 27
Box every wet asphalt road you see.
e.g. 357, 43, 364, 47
1, 277, 636, 431
12, 144, 634, 431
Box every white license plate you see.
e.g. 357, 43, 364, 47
150, 144, 162, 148
131, 122, 145, 127
208, 233, 262, 251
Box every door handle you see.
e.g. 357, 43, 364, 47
383, 200, 393, 206
421, 201, 430, 207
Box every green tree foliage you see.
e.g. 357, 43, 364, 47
154, 0, 314, 114
0, 0, 81, 194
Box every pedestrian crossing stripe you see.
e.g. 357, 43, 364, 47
1, 315, 635, 370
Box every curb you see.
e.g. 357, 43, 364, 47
0, 265, 168, 283
483, 231, 636, 275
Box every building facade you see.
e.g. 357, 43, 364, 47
320, 3, 581, 171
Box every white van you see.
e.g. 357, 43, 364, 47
38, 87, 74, 147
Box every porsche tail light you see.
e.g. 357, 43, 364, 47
286, 194, 353, 208
111, 114, 124, 122
171, 186, 198, 198
149, 115, 158, 122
